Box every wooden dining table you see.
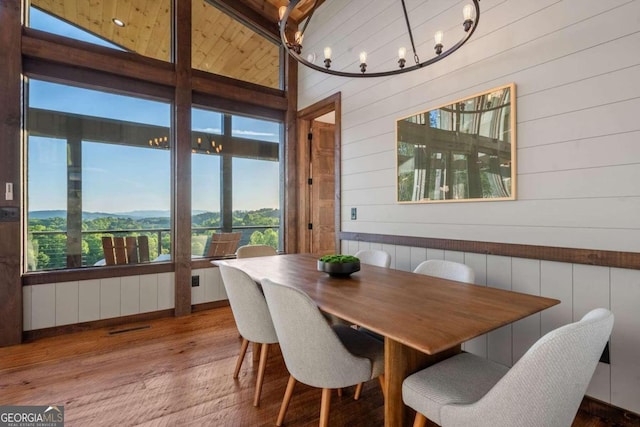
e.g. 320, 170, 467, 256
215, 253, 560, 426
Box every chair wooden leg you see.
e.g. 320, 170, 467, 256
252, 342, 260, 363
378, 374, 386, 398
233, 338, 249, 379
413, 412, 427, 427
354, 383, 363, 400
253, 343, 269, 407
337, 388, 343, 397
276, 375, 296, 427
320, 388, 332, 427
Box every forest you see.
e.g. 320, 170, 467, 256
27, 208, 280, 271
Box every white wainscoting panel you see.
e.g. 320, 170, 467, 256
157, 273, 175, 310
120, 276, 140, 317
139, 275, 159, 313
487, 255, 514, 366
55, 281, 79, 326
426, 249, 445, 261
395, 245, 411, 272
204, 267, 224, 302
100, 278, 121, 320
461, 252, 488, 357
31, 283, 55, 330
410, 247, 427, 271
511, 258, 541, 363
610, 267, 640, 414
540, 261, 573, 335
381, 244, 397, 269
78, 279, 100, 323
444, 250, 464, 264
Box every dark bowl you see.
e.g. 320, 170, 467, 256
317, 260, 361, 277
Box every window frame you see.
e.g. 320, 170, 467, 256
20, 0, 290, 286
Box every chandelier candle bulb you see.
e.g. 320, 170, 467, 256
323, 46, 332, 69
359, 51, 368, 73
434, 31, 444, 55
278, 6, 286, 21
463, 4, 474, 31
398, 47, 407, 68
463, 4, 473, 20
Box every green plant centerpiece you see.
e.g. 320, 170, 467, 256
317, 254, 361, 277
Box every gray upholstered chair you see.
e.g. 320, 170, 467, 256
261, 278, 385, 427
413, 259, 475, 283
354, 249, 391, 268
236, 244, 277, 258
218, 264, 278, 407
403, 308, 614, 427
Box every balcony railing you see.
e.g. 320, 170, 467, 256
27, 225, 279, 272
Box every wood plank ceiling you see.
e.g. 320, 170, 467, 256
29, 0, 320, 89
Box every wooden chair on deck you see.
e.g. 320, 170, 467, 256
206, 232, 242, 258
102, 236, 150, 265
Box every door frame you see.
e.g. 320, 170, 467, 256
296, 92, 341, 254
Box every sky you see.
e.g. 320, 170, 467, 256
28, 8, 281, 214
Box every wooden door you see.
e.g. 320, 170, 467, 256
309, 121, 336, 255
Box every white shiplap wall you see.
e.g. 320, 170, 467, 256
299, 0, 640, 415
23, 268, 227, 331
342, 239, 640, 414
298, 0, 640, 252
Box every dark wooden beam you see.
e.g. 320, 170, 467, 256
22, 28, 176, 87
173, 0, 193, 317
192, 92, 284, 122
192, 69, 287, 111
339, 232, 640, 270
284, 52, 298, 253
23, 57, 174, 101
0, 0, 23, 346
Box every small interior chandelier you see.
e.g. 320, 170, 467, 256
279, 0, 480, 78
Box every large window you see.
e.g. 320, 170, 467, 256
191, 108, 282, 256
26, 79, 171, 271
22, 1, 286, 273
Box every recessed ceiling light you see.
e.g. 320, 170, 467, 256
112, 18, 125, 27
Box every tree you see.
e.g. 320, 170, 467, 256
249, 228, 278, 249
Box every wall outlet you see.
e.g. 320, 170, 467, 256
0, 207, 19, 222
191, 276, 200, 287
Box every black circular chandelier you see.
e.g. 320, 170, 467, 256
279, 0, 481, 78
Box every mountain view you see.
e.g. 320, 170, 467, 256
27, 208, 280, 271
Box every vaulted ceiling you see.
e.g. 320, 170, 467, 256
30, 0, 321, 89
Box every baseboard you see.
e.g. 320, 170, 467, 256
22, 300, 230, 342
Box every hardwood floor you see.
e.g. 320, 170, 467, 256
0, 307, 636, 426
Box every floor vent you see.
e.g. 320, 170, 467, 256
108, 325, 151, 335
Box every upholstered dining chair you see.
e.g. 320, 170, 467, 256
261, 278, 385, 427
354, 249, 391, 268
236, 244, 277, 258
403, 308, 614, 427
218, 264, 278, 407
413, 259, 475, 283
